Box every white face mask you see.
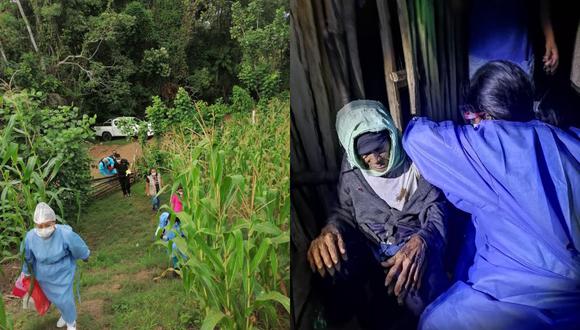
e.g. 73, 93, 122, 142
35, 226, 55, 239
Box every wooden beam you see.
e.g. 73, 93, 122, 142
376, 0, 403, 129
396, 0, 420, 115
390, 69, 408, 88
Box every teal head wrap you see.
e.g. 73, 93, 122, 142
335, 100, 406, 176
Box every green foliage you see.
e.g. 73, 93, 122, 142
0, 0, 288, 119
142, 47, 171, 78
169, 87, 195, 124
231, 0, 289, 99
86, 11, 136, 45
231, 85, 255, 113
145, 95, 168, 133
0, 111, 66, 261
0, 293, 14, 330
0, 90, 95, 240
146, 87, 232, 135
151, 97, 290, 328
137, 146, 171, 179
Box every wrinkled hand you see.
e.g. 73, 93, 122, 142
381, 235, 427, 305
307, 224, 347, 277
543, 39, 559, 74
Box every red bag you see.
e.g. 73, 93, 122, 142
11, 272, 27, 298
19, 275, 51, 315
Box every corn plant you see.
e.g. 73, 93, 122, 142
0, 90, 93, 223
0, 115, 65, 262
0, 293, 14, 330
155, 100, 290, 329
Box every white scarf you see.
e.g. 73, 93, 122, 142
361, 160, 420, 211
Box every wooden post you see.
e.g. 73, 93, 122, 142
397, 0, 420, 115
376, 0, 403, 129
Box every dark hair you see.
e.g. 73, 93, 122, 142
467, 61, 534, 121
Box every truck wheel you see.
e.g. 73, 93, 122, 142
102, 132, 112, 141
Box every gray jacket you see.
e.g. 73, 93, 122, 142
328, 157, 448, 253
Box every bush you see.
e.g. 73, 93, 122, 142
0, 114, 66, 261
0, 90, 95, 227
145, 95, 169, 133
146, 87, 235, 136
231, 85, 254, 113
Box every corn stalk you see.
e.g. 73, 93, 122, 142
154, 98, 290, 329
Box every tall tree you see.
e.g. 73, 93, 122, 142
12, 0, 39, 52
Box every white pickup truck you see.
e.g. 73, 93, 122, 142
93, 117, 154, 140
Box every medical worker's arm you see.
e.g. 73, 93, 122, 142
21, 237, 35, 276
65, 230, 91, 261
403, 118, 498, 214
541, 0, 559, 74
164, 229, 176, 241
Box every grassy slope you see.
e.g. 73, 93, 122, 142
7, 182, 198, 329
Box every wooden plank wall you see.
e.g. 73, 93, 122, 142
290, 0, 370, 325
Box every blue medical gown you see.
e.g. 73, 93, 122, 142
403, 118, 580, 329
158, 214, 186, 267
22, 225, 90, 323
98, 157, 117, 176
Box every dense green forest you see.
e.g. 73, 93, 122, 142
0, 0, 289, 119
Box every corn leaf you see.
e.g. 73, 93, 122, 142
256, 291, 290, 313
200, 308, 225, 330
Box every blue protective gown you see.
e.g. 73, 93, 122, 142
22, 225, 90, 324
157, 212, 186, 268
98, 156, 117, 176
403, 118, 580, 330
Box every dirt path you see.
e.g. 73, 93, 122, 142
2, 182, 196, 329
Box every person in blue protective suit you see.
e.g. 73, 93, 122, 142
306, 100, 450, 327
403, 61, 580, 330
98, 155, 118, 176
22, 202, 90, 330
155, 212, 186, 270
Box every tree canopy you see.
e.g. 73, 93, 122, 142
0, 0, 289, 120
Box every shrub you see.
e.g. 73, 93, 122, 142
231, 85, 254, 113
0, 114, 66, 261
0, 90, 94, 227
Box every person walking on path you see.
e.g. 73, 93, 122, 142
170, 185, 184, 213
114, 154, 131, 197
21, 202, 90, 330
146, 168, 162, 211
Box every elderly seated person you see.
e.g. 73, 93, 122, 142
307, 100, 450, 326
